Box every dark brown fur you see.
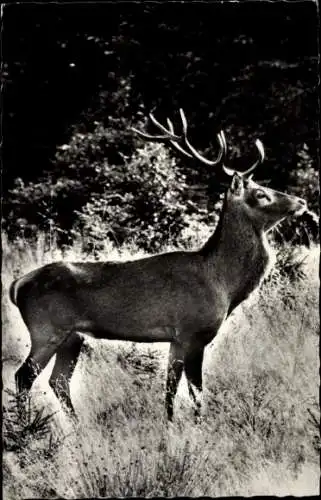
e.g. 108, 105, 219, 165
10, 174, 306, 420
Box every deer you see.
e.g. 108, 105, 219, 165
9, 109, 307, 422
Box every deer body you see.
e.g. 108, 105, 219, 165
10, 110, 307, 421
13, 252, 222, 343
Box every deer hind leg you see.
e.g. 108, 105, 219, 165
49, 332, 84, 415
15, 354, 41, 395
165, 341, 184, 421
15, 305, 73, 398
184, 345, 205, 418
15, 329, 68, 400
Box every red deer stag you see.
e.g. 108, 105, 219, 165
10, 109, 307, 421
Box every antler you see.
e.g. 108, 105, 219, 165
132, 108, 226, 167
220, 137, 265, 178
132, 109, 264, 177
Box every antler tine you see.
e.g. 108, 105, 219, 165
149, 113, 173, 136
149, 112, 194, 157
178, 109, 225, 166
219, 130, 227, 153
149, 112, 190, 144
240, 139, 265, 177
131, 112, 181, 142
219, 136, 265, 178
184, 132, 226, 166
218, 130, 236, 177
166, 117, 174, 133
166, 117, 194, 158
179, 108, 188, 136
131, 127, 179, 141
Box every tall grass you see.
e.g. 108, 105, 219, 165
2, 232, 320, 498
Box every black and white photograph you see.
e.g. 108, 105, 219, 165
2, 1, 320, 497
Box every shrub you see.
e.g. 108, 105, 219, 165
3, 390, 55, 455
75, 142, 191, 251
4, 120, 202, 252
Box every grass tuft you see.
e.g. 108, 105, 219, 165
3, 389, 57, 454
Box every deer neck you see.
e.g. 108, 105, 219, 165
201, 200, 273, 303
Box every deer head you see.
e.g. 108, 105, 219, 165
227, 174, 307, 233
132, 108, 307, 234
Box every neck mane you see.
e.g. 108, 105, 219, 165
200, 196, 273, 309
200, 195, 228, 256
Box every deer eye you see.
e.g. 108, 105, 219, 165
256, 190, 269, 200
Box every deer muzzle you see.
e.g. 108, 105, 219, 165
292, 197, 307, 216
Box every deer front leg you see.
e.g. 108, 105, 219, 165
165, 341, 184, 421
49, 332, 84, 417
184, 345, 205, 419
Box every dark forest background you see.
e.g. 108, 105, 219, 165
2, 2, 319, 251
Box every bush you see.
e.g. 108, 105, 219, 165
75, 142, 192, 251
5, 118, 204, 252
3, 390, 56, 455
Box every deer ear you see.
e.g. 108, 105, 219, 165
229, 173, 244, 197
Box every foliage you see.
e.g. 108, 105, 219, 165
291, 144, 319, 210
5, 124, 200, 251
3, 389, 55, 454
75, 143, 192, 252
4, 78, 141, 243
274, 246, 308, 283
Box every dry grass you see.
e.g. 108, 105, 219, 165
2, 232, 320, 498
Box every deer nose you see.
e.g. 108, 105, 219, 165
295, 197, 307, 215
